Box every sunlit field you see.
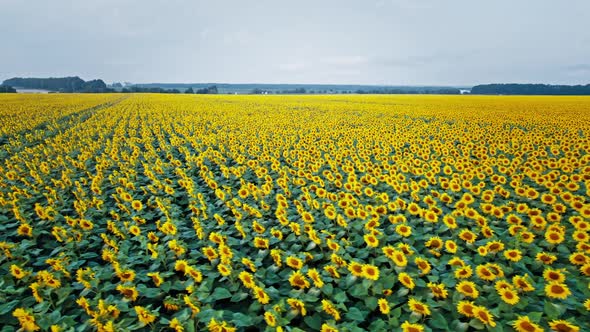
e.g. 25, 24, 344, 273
1, 94, 589, 332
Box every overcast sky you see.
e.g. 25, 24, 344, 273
1, 0, 589, 86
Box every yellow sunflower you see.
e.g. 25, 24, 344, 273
134, 306, 156, 325
427, 282, 448, 299
543, 268, 566, 283
398, 272, 415, 289
378, 298, 390, 314
289, 271, 310, 289
264, 312, 276, 327
473, 306, 495, 327
545, 282, 571, 300
408, 298, 430, 316
549, 320, 580, 332
498, 287, 519, 305
456, 281, 479, 299
457, 301, 476, 318
504, 249, 523, 262
401, 321, 424, 332
362, 264, 380, 281
348, 261, 364, 277
512, 316, 543, 332
287, 298, 306, 316
321, 299, 341, 321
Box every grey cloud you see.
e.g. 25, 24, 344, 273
566, 64, 590, 71
277, 62, 307, 72
564, 64, 590, 78
1, 0, 589, 85
319, 56, 370, 67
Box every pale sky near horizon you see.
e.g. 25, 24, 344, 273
1, 0, 589, 86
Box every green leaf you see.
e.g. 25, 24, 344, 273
372, 281, 384, 294
556, 245, 570, 255
543, 301, 566, 319
528, 311, 543, 322
415, 278, 427, 288
301, 293, 319, 303
382, 275, 396, 289
368, 319, 387, 331
230, 292, 249, 302
186, 320, 196, 332
391, 307, 402, 318
333, 291, 348, 303
0, 300, 19, 315
303, 314, 322, 330
388, 315, 399, 327
80, 252, 98, 259
365, 297, 378, 311
161, 282, 171, 293
344, 275, 357, 288
346, 307, 367, 322
141, 287, 162, 299
450, 320, 469, 332
343, 325, 365, 332
430, 311, 449, 330
36, 316, 52, 330
232, 312, 254, 327
468, 318, 485, 330
322, 283, 334, 296
211, 287, 232, 300
45, 310, 61, 326
488, 323, 505, 332
172, 280, 187, 291
349, 284, 369, 298
196, 309, 217, 322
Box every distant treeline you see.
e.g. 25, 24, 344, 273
193, 86, 218, 94
0, 85, 16, 93
251, 88, 307, 94
471, 84, 590, 95
1, 77, 221, 94
249, 87, 461, 94
134, 83, 468, 94
2, 77, 111, 93
8, 77, 590, 95
121, 86, 182, 94
121, 85, 219, 94
351, 88, 460, 94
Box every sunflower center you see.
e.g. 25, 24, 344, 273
520, 322, 536, 332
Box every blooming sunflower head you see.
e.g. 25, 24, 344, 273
408, 298, 430, 316
512, 316, 544, 332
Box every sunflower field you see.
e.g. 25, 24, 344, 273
1, 93, 589, 332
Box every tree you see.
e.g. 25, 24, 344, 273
80, 79, 109, 93
0, 85, 16, 93
196, 85, 218, 94
471, 83, 590, 95
185, 87, 194, 94
1, 77, 113, 93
